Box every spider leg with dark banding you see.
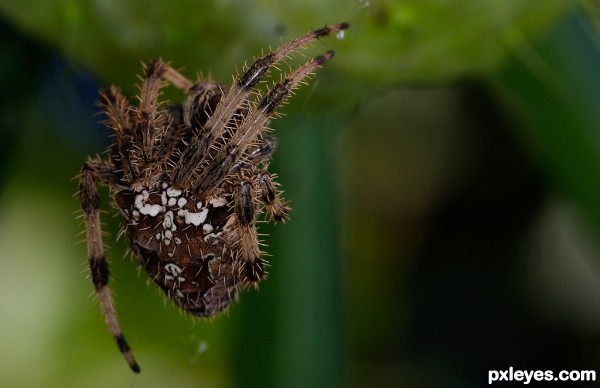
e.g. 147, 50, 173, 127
79, 163, 140, 373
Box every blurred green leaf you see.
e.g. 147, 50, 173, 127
0, 0, 573, 86
492, 8, 600, 233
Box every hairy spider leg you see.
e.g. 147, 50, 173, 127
131, 60, 190, 189
172, 22, 349, 187
98, 87, 138, 183
194, 50, 335, 196
79, 163, 141, 373
162, 63, 195, 91
232, 181, 264, 281
257, 171, 289, 222
233, 169, 290, 281
135, 59, 167, 160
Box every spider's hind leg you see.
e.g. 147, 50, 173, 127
257, 171, 289, 222
79, 162, 140, 373
233, 181, 265, 282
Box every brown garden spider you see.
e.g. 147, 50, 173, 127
78, 22, 348, 373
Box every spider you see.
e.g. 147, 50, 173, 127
78, 22, 349, 373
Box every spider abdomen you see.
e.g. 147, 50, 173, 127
115, 184, 244, 316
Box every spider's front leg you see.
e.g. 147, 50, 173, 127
173, 22, 349, 188
194, 50, 336, 196
79, 161, 140, 373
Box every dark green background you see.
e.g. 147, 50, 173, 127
1, 0, 600, 387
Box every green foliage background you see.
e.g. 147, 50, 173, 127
3, 0, 600, 387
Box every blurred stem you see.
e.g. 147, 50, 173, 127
275, 114, 343, 388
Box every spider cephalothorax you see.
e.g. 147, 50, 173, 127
78, 22, 348, 373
